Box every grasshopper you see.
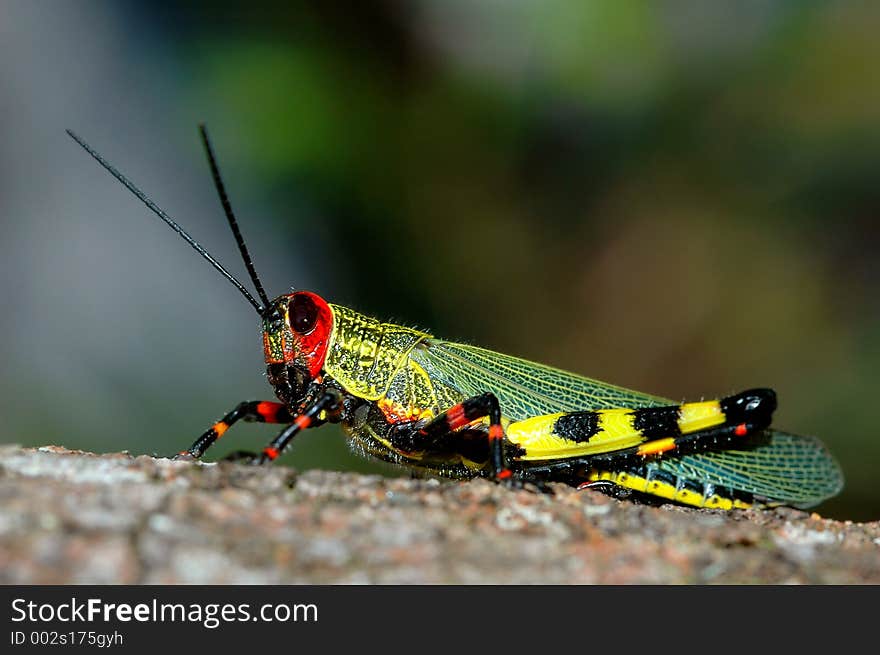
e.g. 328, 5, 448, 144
67, 127, 843, 510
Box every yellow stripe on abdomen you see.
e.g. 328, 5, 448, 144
677, 400, 725, 433
509, 409, 646, 461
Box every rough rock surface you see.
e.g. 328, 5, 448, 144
0, 445, 877, 584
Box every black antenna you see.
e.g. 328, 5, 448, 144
66, 129, 265, 315
198, 124, 271, 310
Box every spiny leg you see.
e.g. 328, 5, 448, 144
175, 400, 292, 460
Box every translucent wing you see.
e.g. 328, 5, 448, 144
416, 340, 670, 421
416, 340, 843, 507
655, 431, 843, 508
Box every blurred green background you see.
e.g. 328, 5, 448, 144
2, 1, 878, 520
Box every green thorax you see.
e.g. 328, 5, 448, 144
325, 304, 431, 400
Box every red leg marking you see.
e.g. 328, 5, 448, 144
446, 404, 468, 430
256, 402, 281, 422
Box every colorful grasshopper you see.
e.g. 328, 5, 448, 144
67, 127, 843, 510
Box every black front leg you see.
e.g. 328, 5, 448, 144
176, 400, 293, 460
255, 389, 343, 464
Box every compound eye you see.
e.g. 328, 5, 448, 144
288, 294, 318, 334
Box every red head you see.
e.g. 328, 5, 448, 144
262, 291, 333, 378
